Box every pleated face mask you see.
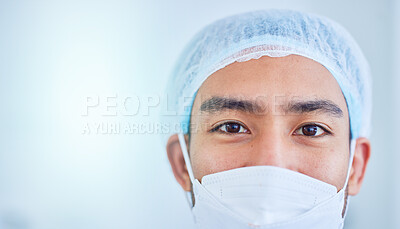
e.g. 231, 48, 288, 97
178, 134, 356, 229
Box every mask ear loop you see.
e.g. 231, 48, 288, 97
178, 133, 196, 208
341, 139, 357, 218
343, 139, 356, 189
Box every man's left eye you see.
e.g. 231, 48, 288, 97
294, 124, 329, 137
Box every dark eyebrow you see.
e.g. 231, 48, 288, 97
199, 96, 344, 118
200, 97, 264, 114
285, 99, 343, 118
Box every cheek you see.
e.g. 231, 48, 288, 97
190, 139, 247, 181
299, 147, 349, 190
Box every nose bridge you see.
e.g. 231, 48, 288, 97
249, 126, 289, 168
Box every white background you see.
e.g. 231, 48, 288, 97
0, 0, 398, 229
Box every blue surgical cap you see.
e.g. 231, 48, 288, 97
161, 9, 372, 142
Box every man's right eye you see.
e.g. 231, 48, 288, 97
211, 122, 250, 134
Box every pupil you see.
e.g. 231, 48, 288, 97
302, 125, 317, 136
226, 123, 240, 133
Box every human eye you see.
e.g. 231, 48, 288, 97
210, 121, 250, 135
293, 123, 332, 137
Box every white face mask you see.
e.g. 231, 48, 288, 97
178, 133, 356, 229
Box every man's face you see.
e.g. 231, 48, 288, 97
188, 55, 351, 191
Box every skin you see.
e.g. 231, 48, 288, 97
166, 55, 370, 205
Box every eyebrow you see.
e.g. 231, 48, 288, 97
200, 96, 265, 114
287, 99, 343, 117
199, 96, 343, 118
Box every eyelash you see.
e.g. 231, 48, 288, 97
210, 121, 332, 137
293, 123, 332, 137
210, 121, 250, 135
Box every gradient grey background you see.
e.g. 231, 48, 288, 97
0, 0, 399, 229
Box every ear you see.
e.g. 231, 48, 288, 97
347, 137, 371, 195
166, 134, 191, 191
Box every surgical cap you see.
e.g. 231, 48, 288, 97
161, 9, 372, 142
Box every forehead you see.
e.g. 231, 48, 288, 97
192, 55, 349, 117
